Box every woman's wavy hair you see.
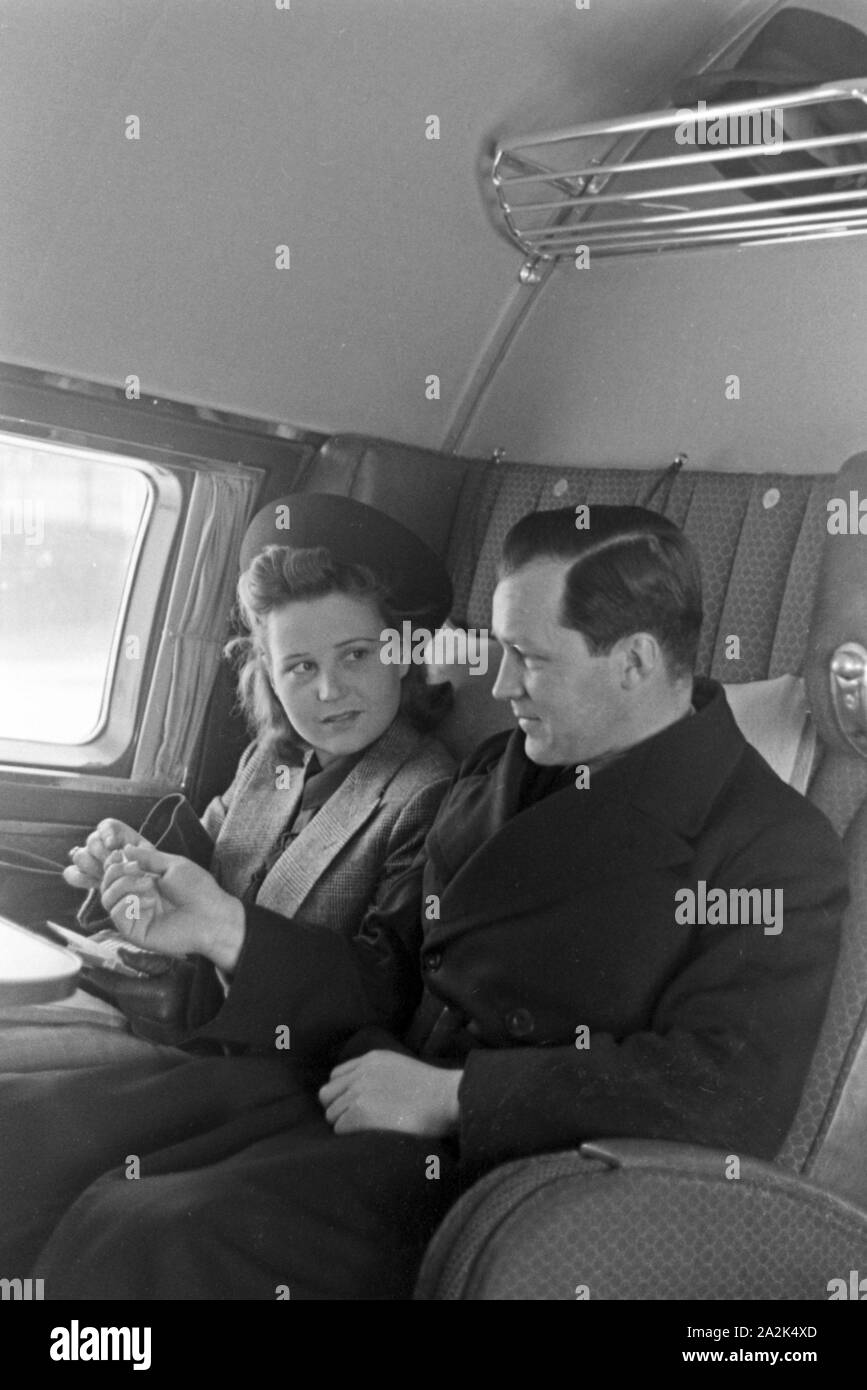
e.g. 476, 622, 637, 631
226, 544, 453, 758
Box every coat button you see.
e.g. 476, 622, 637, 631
425, 950, 443, 971
506, 1007, 535, 1038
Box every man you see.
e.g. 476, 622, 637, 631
0, 506, 847, 1299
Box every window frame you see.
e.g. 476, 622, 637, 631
0, 364, 325, 784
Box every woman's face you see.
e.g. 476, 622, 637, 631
263, 591, 408, 765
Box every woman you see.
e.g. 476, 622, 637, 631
0, 492, 456, 1066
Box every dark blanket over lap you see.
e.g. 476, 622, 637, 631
0, 1054, 460, 1300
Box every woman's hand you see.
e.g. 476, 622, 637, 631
99, 844, 246, 972
63, 819, 145, 891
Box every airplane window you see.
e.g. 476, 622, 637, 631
0, 435, 150, 744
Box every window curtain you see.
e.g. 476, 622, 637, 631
133, 469, 257, 787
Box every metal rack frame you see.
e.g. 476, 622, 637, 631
492, 80, 867, 271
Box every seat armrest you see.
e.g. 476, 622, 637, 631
416, 1141, 867, 1300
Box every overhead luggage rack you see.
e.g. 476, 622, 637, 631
492, 80, 867, 271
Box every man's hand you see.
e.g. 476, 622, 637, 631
319, 1051, 462, 1138
63, 819, 144, 891
99, 844, 246, 973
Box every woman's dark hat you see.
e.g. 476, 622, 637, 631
239, 492, 453, 627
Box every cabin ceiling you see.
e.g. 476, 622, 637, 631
0, 0, 864, 458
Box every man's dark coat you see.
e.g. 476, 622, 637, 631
0, 679, 848, 1298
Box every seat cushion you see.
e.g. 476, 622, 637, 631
724, 674, 816, 794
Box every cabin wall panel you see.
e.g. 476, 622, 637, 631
0, 0, 745, 444
460, 238, 867, 474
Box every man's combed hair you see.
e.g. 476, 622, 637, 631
498, 505, 703, 678
226, 544, 452, 757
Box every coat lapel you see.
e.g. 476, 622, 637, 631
256, 717, 422, 916
214, 754, 306, 898
427, 680, 743, 946
429, 778, 694, 946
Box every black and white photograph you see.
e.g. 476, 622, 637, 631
1, 0, 867, 1351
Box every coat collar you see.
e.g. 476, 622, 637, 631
256, 714, 426, 915
610, 676, 747, 837
482, 675, 744, 838
426, 678, 748, 939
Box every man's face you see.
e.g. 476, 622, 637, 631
491, 559, 629, 766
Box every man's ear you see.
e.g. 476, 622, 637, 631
619, 633, 660, 687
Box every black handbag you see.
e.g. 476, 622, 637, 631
81, 950, 227, 1047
